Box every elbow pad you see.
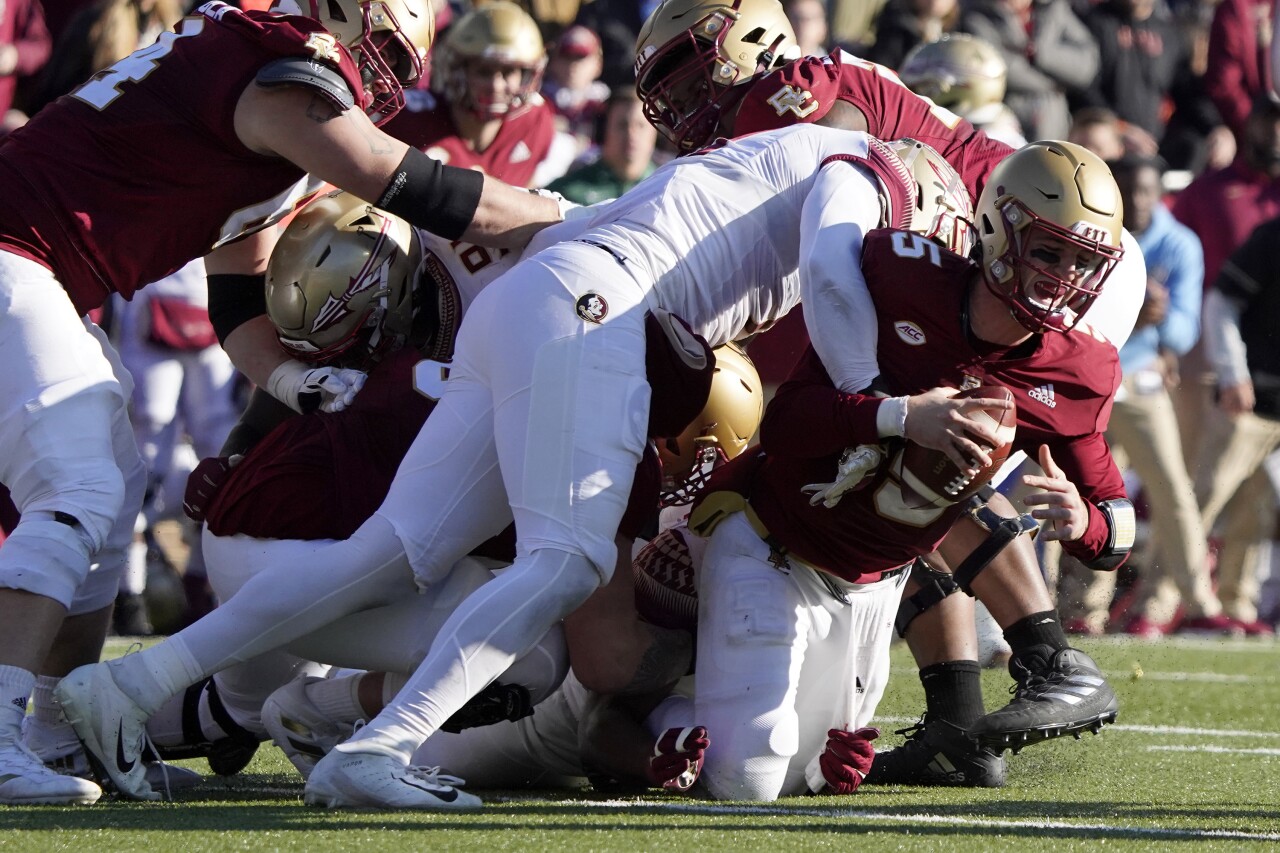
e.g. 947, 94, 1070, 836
376, 148, 484, 240
207, 273, 267, 345
1086, 498, 1137, 571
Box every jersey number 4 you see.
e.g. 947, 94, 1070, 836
73, 16, 205, 110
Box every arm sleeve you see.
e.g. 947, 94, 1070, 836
798, 160, 883, 394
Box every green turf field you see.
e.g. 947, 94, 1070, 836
3, 635, 1278, 851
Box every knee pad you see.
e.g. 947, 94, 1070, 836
21, 456, 127, 554
894, 558, 960, 638
68, 544, 127, 615
953, 488, 1040, 592
0, 516, 94, 606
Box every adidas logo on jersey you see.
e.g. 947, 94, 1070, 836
1028, 384, 1057, 408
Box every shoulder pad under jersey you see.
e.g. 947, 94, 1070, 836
255, 56, 355, 111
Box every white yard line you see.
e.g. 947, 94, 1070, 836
557, 799, 1280, 842
1147, 745, 1280, 756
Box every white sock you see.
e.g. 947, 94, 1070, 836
30, 675, 63, 726
306, 675, 366, 725
109, 638, 204, 716
0, 665, 36, 739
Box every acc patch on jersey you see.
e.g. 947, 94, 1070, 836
576, 293, 609, 323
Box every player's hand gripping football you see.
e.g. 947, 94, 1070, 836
818, 727, 879, 795
267, 361, 367, 414
904, 387, 1013, 473
1022, 444, 1088, 542
647, 726, 710, 792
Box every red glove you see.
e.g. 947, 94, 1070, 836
647, 725, 710, 792
182, 455, 241, 523
818, 727, 879, 795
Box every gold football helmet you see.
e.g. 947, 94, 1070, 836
266, 190, 421, 369
659, 342, 764, 505
899, 34, 1007, 118
635, 0, 799, 153
294, 0, 435, 123
889, 138, 975, 256
435, 1, 546, 118
976, 141, 1124, 334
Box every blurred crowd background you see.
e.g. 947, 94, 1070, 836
2, 0, 1279, 644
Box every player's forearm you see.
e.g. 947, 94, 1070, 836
222, 314, 291, 391
459, 175, 563, 250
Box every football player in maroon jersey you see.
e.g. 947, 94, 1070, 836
672, 141, 1130, 800
383, 2, 570, 188
634, 0, 1133, 786
0, 0, 563, 805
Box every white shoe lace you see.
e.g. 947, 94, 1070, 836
403, 765, 467, 791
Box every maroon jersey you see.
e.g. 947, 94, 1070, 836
0, 2, 365, 313
383, 89, 558, 188
733, 49, 1014, 202
206, 348, 433, 541
730, 228, 1126, 581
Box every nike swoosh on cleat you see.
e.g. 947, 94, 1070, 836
400, 777, 459, 802
116, 722, 137, 775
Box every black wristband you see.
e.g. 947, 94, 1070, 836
376, 148, 483, 240
207, 273, 267, 345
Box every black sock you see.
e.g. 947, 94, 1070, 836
919, 660, 985, 728
1003, 610, 1070, 656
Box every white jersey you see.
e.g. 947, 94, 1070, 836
569, 125, 882, 348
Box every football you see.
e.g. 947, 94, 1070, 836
897, 385, 1017, 509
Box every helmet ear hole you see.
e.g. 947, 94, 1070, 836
326, 0, 348, 23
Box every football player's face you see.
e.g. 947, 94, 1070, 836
1017, 230, 1104, 311
466, 59, 526, 112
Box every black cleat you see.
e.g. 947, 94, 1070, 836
862, 715, 1006, 788
970, 645, 1118, 753
152, 678, 260, 776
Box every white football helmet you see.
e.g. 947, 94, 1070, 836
889, 138, 975, 256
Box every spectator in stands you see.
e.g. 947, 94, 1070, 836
1172, 92, 1280, 470
1104, 154, 1234, 638
547, 87, 657, 205
959, 0, 1099, 140
784, 0, 830, 56
1205, 0, 1273, 143
0, 0, 50, 120
1160, 0, 1234, 174
542, 24, 610, 158
1194, 215, 1280, 635
384, 1, 575, 188
867, 0, 958, 70
32, 0, 181, 114
573, 0, 652, 88
1082, 0, 1187, 147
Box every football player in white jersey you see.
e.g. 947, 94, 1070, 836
59, 124, 975, 807
136, 193, 567, 776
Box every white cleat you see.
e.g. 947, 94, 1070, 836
304, 748, 481, 810
24, 711, 203, 793
261, 676, 353, 781
54, 663, 158, 801
0, 739, 102, 805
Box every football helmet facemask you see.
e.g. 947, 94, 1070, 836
976, 141, 1124, 334
266, 190, 421, 370
889, 138, 975, 256
659, 342, 764, 505
635, 0, 799, 153
899, 34, 1007, 118
295, 0, 434, 124
435, 1, 546, 119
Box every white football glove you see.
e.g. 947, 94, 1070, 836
266, 360, 367, 414
801, 444, 885, 508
